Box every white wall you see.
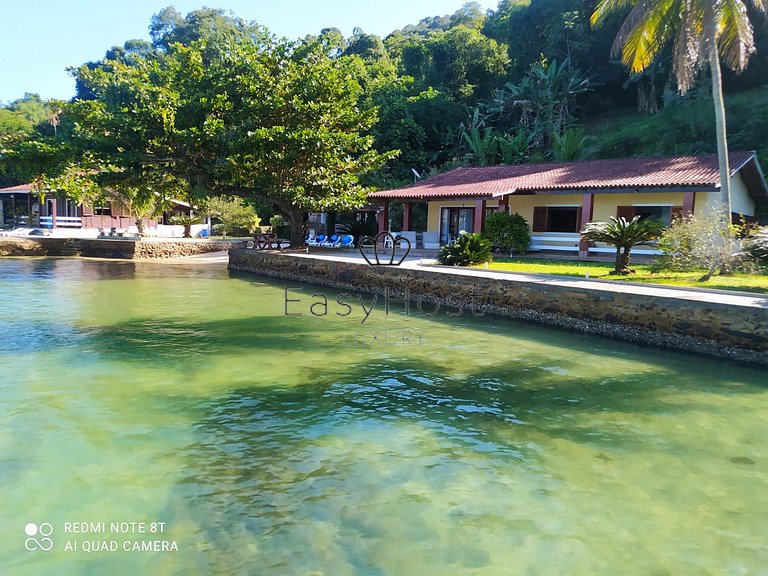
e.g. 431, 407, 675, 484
731, 172, 756, 216
697, 173, 756, 217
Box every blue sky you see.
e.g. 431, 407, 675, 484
0, 1, 496, 105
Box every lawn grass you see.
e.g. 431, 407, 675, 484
476, 258, 768, 294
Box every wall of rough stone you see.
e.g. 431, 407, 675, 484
0, 237, 244, 259
228, 249, 768, 364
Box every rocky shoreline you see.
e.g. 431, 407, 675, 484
229, 249, 768, 366
0, 237, 245, 259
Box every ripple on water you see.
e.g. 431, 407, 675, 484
1, 258, 767, 576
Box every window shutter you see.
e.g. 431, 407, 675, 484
616, 206, 635, 221
575, 207, 583, 232
532, 207, 548, 232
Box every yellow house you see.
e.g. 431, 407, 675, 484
368, 151, 768, 256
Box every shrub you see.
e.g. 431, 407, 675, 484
482, 212, 531, 255
743, 226, 768, 269
437, 231, 493, 266
654, 206, 747, 279
581, 215, 665, 275
200, 196, 261, 237
170, 214, 202, 238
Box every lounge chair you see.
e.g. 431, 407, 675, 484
321, 234, 341, 248
339, 234, 354, 249
309, 234, 326, 247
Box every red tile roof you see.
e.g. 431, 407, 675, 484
0, 183, 34, 193
369, 151, 759, 200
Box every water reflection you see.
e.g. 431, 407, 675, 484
1, 258, 767, 576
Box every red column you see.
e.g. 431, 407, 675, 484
497, 196, 508, 212
402, 201, 411, 231
473, 199, 486, 233
682, 192, 695, 216
377, 201, 389, 235
578, 193, 594, 258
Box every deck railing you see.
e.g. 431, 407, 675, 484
529, 232, 661, 255
40, 216, 83, 228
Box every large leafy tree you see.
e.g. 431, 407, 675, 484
591, 0, 768, 219
41, 32, 394, 246
395, 25, 509, 104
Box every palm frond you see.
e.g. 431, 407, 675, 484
718, 0, 755, 72
748, 0, 768, 14
591, 0, 637, 27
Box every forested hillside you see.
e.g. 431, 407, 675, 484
2, 1, 767, 190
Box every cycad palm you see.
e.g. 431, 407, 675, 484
591, 0, 768, 219
581, 216, 665, 274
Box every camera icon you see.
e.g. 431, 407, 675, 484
25, 522, 54, 551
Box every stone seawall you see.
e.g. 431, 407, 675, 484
0, 237, 244, 259
228, 249, 768, 364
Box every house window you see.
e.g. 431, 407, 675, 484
440, 207, 474, 243
94, 206, 112, 216
617, 205, 680, 225
532, 206, 582, 233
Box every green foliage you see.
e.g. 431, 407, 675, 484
170, 214, 203, 238
437, 231, 493, 266
482, 212, 531, 254
743, 227, 768, 268
337, 216, 378, 246
343, 29, 391, 65
395, 25, 509, 104
269, 214, 285, 228
497, 129, 534, 164
461, 125, 499, 166
109, 177, 177, 234
591, 85, 768, 164
488, 58, 590, 150
17, 26, 395, 246
552, 126, 597, 161
200, 196, 260, 236
449, 3, 486, 30
654, 207, 749, 279
581, 215, 665, 274
363, 77, 427, 184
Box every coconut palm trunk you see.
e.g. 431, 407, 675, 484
709, 51, 732, 220
591, 0, 768, 233
705, 1, 732, 221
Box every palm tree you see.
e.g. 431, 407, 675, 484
581, 216, 665, 275
591, 0, 768, 220
170, 214, 202, 238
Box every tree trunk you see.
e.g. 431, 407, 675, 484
613, 246, 632, 275
706, 5, 732, 221
621, 247, 632, 274
287, 206, 305, 247
613, 247, 623, 274
135, 218, 144, 235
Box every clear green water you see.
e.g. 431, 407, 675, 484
1, 258, 767, 576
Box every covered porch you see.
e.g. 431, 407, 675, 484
369, 151, 767, 257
